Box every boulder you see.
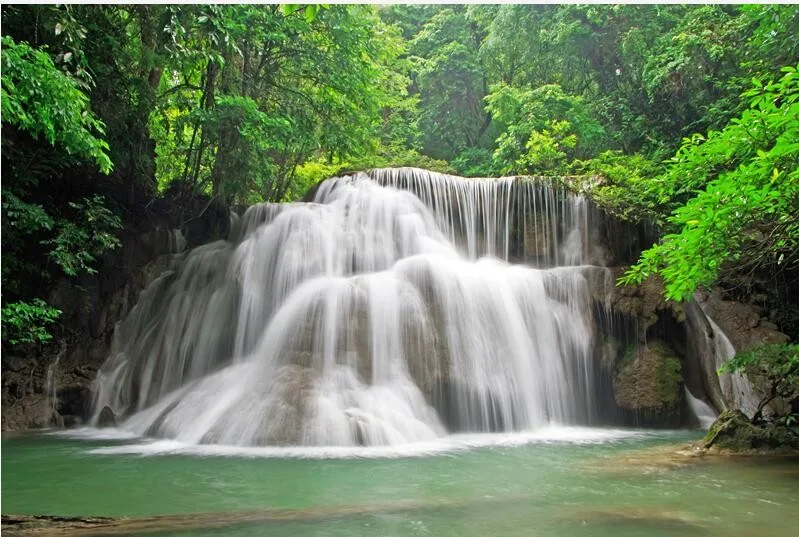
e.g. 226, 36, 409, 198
703, 409, 799, 452
612, 341, 683, 423
97, 405, 117, 428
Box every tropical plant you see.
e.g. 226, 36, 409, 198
620, 65, 799, 301
719, 343, 799, 424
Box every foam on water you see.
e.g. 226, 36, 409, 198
66, 427, 655, 459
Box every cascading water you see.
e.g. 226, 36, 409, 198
701, 307, 760, 418
92, 168, 617, 447
684, 387, 718, 429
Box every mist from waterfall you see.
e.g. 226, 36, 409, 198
92, 168, 616, 447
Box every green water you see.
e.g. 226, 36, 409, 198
2, 429, 798, 536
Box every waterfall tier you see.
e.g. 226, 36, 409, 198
92, 168, 618, 446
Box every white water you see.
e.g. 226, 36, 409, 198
701, 309, 760, 418
92, 168, 615, 447
43, 354, 61, 424
56, 426, 655, 459
684, 387, 717, 429
43, 342, 67, 425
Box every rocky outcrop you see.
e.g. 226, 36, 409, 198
1, 228, 188, 431
696, 290, 790, 352
703, 409, 799, 452
606, 272, 682, 342
611, 341, 683, 425
685, 290, 792, 418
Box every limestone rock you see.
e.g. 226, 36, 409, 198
697, 290, 790, 353
608, 273, 673, 339
703, 409, 799, 452
613, 341, 682, 415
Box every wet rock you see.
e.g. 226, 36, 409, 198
697, 290, 790, 352
1, 514, 117, 536
4, 357, 28, 373
97, 405, 117, 428
259, 366, 318, 445
608, 273, 674, 340
703, 409, 799, 452
613, 341, 683, 423
690, 291, 792, 417
62, 415, 83, 427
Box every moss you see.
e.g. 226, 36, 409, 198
613, 341, 682, 411
704, 409, 799, 452
656, 357, 682, 404
616, 344, 637, 373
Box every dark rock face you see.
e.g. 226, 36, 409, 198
589, 272, 691, 426
606, 272, 677, 342
686, 291, 792, 418
97, 405, 116, 428
697, 290, 790, 352
0, 212, 213, 431
703, 409, 799, 452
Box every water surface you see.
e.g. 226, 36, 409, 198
3, 428, 798, 536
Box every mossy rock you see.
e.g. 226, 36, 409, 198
613, 341, 682, 412
703, 409, 799, 452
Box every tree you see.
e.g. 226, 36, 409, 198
1, 35, 121, 349
486, 84, 605, 175
620, 65, 799, 302
150, 5, 398, 203
1, 36, 111, 172
719, 344, 799, 425
410, 7, 493, 161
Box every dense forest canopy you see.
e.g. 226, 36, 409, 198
1, 4, 798, 350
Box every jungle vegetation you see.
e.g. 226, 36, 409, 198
1, 4, 797, 383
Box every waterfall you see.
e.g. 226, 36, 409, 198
684, 387, 717, 429
43, 342, 66, 426
91, 168, 616, 447
702, 309, 760, 418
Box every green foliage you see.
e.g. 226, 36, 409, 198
194, 95, 289, 201
1, 190, 55, 234
570, 151, 664, 224
1, 191, 120, 347
719, 343, 799, 423
620, 65, 799, 301
281, 4, 329, 23
1, 36, 112, 173
486, 84, 605, 175
642, 5, 746, 139
148, 4, 398, 204
410, 7, 491, 160
1, 299, 62, 346
43, 195, 123, 277
1, 31, 122, 348
450, 148, 495, 177
291, 150, 453, 200
657, 357, 682, 405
